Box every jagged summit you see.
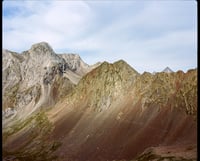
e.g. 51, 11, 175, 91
75, 60, 139, 110
95, 60, 139, 75
113, 59, 130, 67
2, 42, 99, 122
28, 42, 55, 57
89, 59, 139, 76
113, 59, 139, 74
114, 59, 127, 64
162, 66, 174, 73
30, 42, 53, 50
59, 53, 90, 75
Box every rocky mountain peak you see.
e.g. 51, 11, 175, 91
59, 53, 91, 76
29, 42, 55, 56
74, 60, 139, 110
2, 42, 98, 122
30, 41, 53, 50
113, 59, 139, 74
162, 66, 174, 73
113, 59, 127, 65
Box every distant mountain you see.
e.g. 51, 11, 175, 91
2, 42, 101, 125
3, 43, 197, 161
162, 66, 174, 73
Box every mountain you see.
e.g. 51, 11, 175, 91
2, 43, 197, 161
162, 67, 174, 73
2, 42, 99, 127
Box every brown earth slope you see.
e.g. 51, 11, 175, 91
3, 59, 197, 161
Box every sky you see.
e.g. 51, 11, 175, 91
3, 0, 197, 73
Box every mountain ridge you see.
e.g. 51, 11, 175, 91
2, 42, 197, 161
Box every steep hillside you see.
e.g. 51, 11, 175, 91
3, 53, 197, 161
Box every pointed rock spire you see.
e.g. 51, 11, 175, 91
162, 67, 174, 73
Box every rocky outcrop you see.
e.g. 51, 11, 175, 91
58, 54, 101, 84
131, 69, 197, 117
132, 144, 197, 161
59, 54, 89, 75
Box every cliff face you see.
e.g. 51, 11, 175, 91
2, 43, 197, 161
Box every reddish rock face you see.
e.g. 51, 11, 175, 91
3, 46, 197, 161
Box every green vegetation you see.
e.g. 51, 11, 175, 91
3, 82, 20, 109
3, 111, 62, 161
3, 111, 50, 141
3, 115, 34, 142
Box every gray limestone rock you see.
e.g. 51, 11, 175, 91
2, 42, 100, 126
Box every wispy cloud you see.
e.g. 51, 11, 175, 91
3, 0, 197, 73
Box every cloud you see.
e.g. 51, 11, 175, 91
3, 1, 92, 49
3, 1, 197, 73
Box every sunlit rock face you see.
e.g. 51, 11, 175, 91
2, 42, 99, 127
2, 43, 197, 161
